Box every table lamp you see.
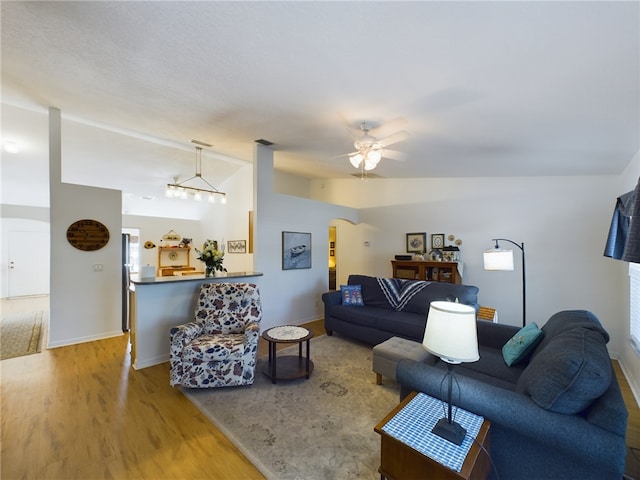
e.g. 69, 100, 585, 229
422, 301, 479, 445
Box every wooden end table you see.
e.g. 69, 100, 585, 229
261, 325, 314, 384
374, 391, 491, 480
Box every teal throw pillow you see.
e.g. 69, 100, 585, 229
341, 285, 364, 306
502, 322, 544, 367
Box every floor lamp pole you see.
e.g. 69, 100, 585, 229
492, 238, 526, 327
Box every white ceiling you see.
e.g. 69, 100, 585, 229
1, 1, 639, 213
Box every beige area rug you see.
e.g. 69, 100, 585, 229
183, 335, 400, 480
1, 311, 45, 360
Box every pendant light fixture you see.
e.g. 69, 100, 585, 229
165, 144, 226, 203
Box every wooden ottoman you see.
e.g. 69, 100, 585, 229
372, 336, 430, 385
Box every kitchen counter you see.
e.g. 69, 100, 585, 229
130, 271, 262, 284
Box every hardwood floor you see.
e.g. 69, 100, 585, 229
1, 297, 638, 479
617, 361, 640, 479
1, 296, 265, 480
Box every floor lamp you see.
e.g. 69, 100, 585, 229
483, 238, 526, 328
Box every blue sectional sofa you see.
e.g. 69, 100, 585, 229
321, 274, 479, 345
397, 310, 628, 480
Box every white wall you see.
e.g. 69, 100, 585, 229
49, 182, 123, 348
0, 206, 50, 298
49, 108, 123, 348
123, 215, 203, 270
310, 174, 630, 358
274, 170, 312, 198
619, 152, 640, 402
199, 164, 255, 273
254, 143, 358, 331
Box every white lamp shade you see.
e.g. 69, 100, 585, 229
483, 248, 514, 271
422, 301, 479, 364
366, 148, 382, 163
349, 153, 363, 168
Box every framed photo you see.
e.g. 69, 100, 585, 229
330, 241, 335, 248
282, 231, 311, 270
330, 249, 335, 257
431, 233, 445, 249
406, 232, 426, 253
227, 240, 246, 254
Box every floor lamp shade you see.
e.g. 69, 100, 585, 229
483, 248, 514, 271
422, 301, 479, 364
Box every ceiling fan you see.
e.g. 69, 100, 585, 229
339, 120, 409, 173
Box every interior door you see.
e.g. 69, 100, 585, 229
8, 231, 50, 297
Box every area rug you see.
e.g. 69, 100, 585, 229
183, 335, 400, 480
0, 311, 44, 360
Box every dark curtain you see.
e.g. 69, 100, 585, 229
604, 177, 640, 263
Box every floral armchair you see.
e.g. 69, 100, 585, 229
170, 282, 262, 388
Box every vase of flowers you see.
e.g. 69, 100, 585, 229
195, 239, 226, 277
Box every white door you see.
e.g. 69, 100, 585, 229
8, 231, 49, 297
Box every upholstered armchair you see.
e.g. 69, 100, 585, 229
170, 282, 262, 388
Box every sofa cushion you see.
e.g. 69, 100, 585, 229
348, 275, 394, 309
516, 327, 612, 414
502, 322, 544, 367
433, 348, 524, 391
376, 310, 428, 340
530, 310, 609, 361
347, 274, 479, 316
462, 346, 526, 387
402, 282, 480, 316
340, 284, 364, 306
327, 305, 378, 328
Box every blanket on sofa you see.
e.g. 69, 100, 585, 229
377, 277, 430, 311
350, 274, 479, 316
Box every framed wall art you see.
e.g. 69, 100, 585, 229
282, 231, 312, 270
406, 232, 426, 253
227, 240, 247, 254
431, 233, 445, 249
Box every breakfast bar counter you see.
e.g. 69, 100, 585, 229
129, 271, 263, 369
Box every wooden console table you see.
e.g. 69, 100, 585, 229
391, 260, 462, 284
375, 391, 491, 480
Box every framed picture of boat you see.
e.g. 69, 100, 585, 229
282, 231, 311, 270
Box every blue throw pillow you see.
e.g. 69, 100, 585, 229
341, 285, 364, 306
502, 322, 544, 367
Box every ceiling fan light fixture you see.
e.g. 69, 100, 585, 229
349, 153, 363, 168
366, 148, 382, 164
364, 157, 378, 170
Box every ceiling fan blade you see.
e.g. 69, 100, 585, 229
337, 113, 362, 142
331, 151, 358, 160
369, 117, 408, 138
378, 131, 410, 148
382, 149, 406, 161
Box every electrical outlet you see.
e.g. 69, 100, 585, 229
93, 264, 103, 272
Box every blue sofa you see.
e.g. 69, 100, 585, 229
397, 310, 628, 480
321, 274, 479, 345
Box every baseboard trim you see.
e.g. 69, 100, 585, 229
133, 354, 169, 370
47, 330, 124, 349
